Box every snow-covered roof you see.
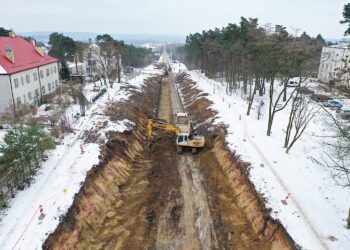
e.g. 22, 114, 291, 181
0, 64, 6, 74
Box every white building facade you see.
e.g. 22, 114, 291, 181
318, 44, 350, 85
0, 34, 59, 115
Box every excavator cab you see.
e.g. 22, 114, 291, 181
146, 115, 205, 154
177, 134, 189, 145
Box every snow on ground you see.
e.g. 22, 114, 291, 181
0, 130, 5, 143
0, 64, 160, 250
171, 62, 350, 250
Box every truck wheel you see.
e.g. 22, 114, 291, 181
191, 147, 197, 155
177, 146, 183, 154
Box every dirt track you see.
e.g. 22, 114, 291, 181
44, 72, 297, 250
155, 76, 218, 249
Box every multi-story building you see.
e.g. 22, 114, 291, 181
0, 33, 59, 115
318, 42, 350, 85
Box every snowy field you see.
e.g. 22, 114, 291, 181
0, 64, 161, 250
172, 62, 350, 250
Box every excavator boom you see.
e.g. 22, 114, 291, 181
147, 118, 180, 140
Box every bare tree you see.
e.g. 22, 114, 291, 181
321, 107, 350, 186
284, 96, 319, 153
266, 78, 299, 136
256, 98, 264, 120
74, 41, 87, 75
90, 40, 116, 85
114, 41, 124, 83
246, 78, 258, 115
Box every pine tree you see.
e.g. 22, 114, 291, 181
340, 3, 350, 35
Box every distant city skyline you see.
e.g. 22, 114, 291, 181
2, 0, 349, 39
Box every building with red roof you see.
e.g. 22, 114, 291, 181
0, 32, 59, 115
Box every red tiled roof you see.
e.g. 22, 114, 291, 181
0, 36, 58, 75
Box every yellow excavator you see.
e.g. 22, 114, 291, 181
146, 116, 205, 154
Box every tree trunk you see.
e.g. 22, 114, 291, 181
267, 78, 275, 136
243, 73, 248, 94
247, 78, 258, 116
74, 54, 79, 75
284, 108, 295, 148
283, 77, 290, 102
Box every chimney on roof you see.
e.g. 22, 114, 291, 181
30, 38, 44, 56
35, 46, 44, 56
4, 45, 15, 64
9, 31, 16, 38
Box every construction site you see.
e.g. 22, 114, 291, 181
3, 1, 350, 249
42, 56, 297, 250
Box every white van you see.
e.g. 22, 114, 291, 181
287, 80, 299, 87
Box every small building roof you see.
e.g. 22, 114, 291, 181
0, 36, 58, 75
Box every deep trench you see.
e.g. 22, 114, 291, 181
44, 73, 297, 250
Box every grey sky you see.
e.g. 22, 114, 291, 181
1, 0, 349, 38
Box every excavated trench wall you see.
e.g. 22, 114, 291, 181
44, 76, 168, 249
175, 73, 297, 250
44, 72, 297, 250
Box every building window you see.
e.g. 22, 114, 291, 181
40, 70, 43, 78
55, 80, 58, 87
21, 77, 24, 85
33, 72, 38, 81
42, 86, 46, 94
48, 83, 51, 91
16, 97, 21, 106
26, 75, 30, 83
54, 66, 57, 73
46, 69, 50, 76
51, 68, 53, 74
35, 89, 39, 97
14, 78, 19, 88
28, 92, 32, 100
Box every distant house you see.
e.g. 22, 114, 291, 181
318, 42, 350, 85
0, 33, 59, 115
67, 62, 88, 83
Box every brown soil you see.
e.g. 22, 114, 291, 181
44, 72, 297, 250
175, 72, 297, 250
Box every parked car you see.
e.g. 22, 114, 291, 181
337, 105, 350, 119
287, 80, 299, 87
324, 99, 342, 108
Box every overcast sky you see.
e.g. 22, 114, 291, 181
2, 0, 349, 38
